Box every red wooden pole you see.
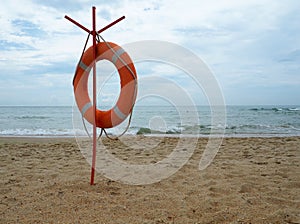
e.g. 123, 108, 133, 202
65, 7, 125, 185
90, 6, 97, 185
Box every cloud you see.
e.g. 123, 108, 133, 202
0, 0, 299, 105
278, 49, 300, 63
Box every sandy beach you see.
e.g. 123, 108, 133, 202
1, 136, 299, 223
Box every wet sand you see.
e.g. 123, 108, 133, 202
1, 136, 299, 223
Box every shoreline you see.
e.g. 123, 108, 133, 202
1, 133, 300, 139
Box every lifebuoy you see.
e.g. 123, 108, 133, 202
73, 42, 137, 128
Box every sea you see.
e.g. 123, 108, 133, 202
0, 105, 299, 138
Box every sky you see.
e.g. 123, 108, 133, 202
0, 0, 299, 106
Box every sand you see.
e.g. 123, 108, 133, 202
0, 136, 299, 223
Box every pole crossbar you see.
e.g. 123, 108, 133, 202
65, 6, 125, 185
64, 14, 125, 35
64, 15, 91, 34
98, 16, 125, 34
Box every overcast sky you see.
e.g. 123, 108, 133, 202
0, 0, 299, 106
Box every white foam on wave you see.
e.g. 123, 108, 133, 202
0, 128, 79, 137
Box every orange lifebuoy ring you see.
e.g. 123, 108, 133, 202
73, 42, 137, 128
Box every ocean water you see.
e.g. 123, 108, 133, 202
0, 105, 299, 137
